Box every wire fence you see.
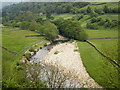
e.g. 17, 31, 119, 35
1, 40, 43, 55
16, 40, 43, 55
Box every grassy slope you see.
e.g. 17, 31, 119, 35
98, 14, 118, 20
53, 14, 76, 20
77, 41, 119, 88
2, 27, 49, 87
80, 14, 118, 29
40, 14, 75, 20
80, 2, 118, 12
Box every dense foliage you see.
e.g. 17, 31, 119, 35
86, 17, 119, 29
19, 20, 59, 41
54, 19, 88, 41
2, 2, 89, 16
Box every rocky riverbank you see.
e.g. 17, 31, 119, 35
43, 42, 102, 88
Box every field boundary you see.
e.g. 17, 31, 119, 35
1, 40, 44, 55
88, 37, 120, 40
0, 46, 17, 55
17, 40, 43, 55
86, 40, 120, 68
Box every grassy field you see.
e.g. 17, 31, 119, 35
98, 14, 118, 20
2, 28, 48, 52
77, 41, 119, 88
52, 14, 76, 20
2, 27, 49, 87
40, 13, 75, 20
85, 30, 118, 39
89, 39, 119, 63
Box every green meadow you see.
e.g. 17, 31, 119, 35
52, 14, 76, 20
86, 30, 118, 39
98, 14, 118, 20
2, 28, 48, 52
77, 41, 119, 88
2, 27, 48, 87
89, 39, 118, 63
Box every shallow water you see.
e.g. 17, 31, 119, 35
30, 44, 53, 63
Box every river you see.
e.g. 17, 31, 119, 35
28, 36, 101, 88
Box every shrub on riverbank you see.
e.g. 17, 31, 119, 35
54, 51, 59, 54
24, 53, 31, 61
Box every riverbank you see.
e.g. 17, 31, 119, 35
43, 42, 101, 88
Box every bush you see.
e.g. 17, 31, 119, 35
91, 17, 101, 23
20, 21, 30, 30
54, 51, 59, 54
94, 8, 105, 15
16, 66, 23, 71
90, 11, 98, 18
74, 49, 78, 52
44, 43, 47, 47
86, 23, 98, 30
16, 61, 22, 66
72, 15, 84, 21
69, 39, 74, 43
97, 19, 105, 26
29, 47, 35, 52
24, 53, 31, 61
104, 21, 117, 28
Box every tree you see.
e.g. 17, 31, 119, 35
20, 21, 30, 30
103, 5, 110, 13
43, 21, 59, 41
54, 20, 88, 41
86, 6, 92, 14
94, 8, 104, 15
36, 17, 43, 23
90, 11, 98, 18
86, 23, 98, 30
28, 21, 39, 31
26, 62, 81, 88
36, 21, 59, 42
71, 7, 80, 14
